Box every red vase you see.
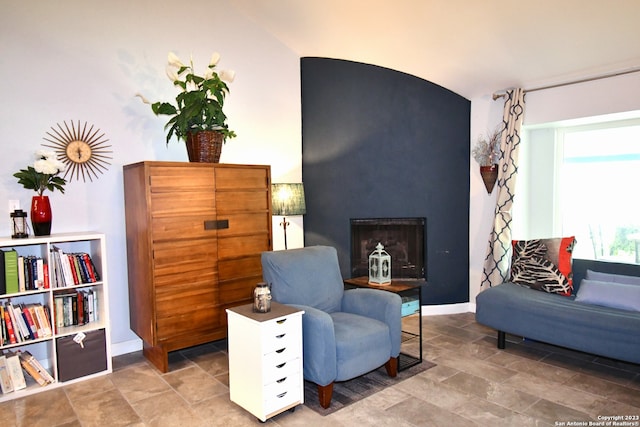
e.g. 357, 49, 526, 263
31, 195, 52, 236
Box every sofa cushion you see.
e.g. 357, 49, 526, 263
575, 279, 640, 312
475, 282, 640, 364
585, 270, 640, 286
510, 237, 576, 295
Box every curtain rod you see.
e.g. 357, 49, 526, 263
492, 66, 640, 100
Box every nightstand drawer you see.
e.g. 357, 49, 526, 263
263, 328, 300, 354
263, 343, 300, 368
263, 374, 301, 414
263, 357, 300, 385
262, 316, 301, 341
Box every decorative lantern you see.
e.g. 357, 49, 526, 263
368, 242, 391, 285
11, 209, 28, 239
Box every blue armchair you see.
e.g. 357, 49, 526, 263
261, 246, 402, 408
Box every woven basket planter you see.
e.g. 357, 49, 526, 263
185, 130, 224, 163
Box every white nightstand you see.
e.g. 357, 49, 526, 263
226, 302, 304, 422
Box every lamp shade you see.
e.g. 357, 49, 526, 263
272, 183, 306, 216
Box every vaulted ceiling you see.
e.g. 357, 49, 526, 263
231, 0, 640, 99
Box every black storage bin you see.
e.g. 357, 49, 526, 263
56, 328, 107, 382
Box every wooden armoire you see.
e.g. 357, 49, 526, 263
123, 161, 272, 372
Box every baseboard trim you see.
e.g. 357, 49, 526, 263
421, 302, 475, 315
112, 338, 143, 357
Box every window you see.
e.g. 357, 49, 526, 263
515, 113, 640, 264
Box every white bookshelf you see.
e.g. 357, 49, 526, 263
0, 232, 111, 402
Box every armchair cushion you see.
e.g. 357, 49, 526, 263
262, 246, 344, 313
342, 288, 401, 357
331, 312, 392, 381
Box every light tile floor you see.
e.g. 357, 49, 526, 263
1, 312, 639, 426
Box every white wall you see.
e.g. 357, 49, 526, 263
469, 72, 640, 306
0, 1, 303, 355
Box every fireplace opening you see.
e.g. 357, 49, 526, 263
350, 217, 426, 280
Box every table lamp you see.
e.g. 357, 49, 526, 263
271, 183, 306, 250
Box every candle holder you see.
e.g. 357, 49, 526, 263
11, 209, 29, 239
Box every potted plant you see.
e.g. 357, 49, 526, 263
472, 127, 502, 194
13, 150, 67, 235
138, 51, 237, 163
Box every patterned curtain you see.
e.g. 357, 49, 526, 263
480, 88, 526, 290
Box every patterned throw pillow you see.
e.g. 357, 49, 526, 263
510, 237, 576, 296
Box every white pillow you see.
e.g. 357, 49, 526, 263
575, 279, 640, 312
585, 269, 640, 286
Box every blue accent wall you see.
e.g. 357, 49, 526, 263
301, 58, 470, 304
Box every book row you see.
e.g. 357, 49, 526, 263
0, 247, 101, 295
1, 303, 52, 346
0, 350, 54, 394
50, 246, 101, 288
54, 289, 100, 330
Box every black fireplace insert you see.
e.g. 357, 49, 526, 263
350, 217, 426, 279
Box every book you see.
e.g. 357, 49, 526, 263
34, 304, 52, 337
80, 253, 95, 282
4, 249, 19, 294
42, 263, 50, 289
67, 254, 79, 285
29, 256, 39, 290
52, 246, 73, 287
0, 355, 13, 394
18, 351, 53, 386
20, 304, 38, 339
17, 255, 26, 292
5, 352, 26, 391
11, 303, 31, 341
75, 254, 90, 283
0, 249, 6, 295
0, 305, 5, 346
5, 303, 22, 343
36, 258, 45, 289
2, 305, 17, 344
17, 352, 46, 386
54, 296, 65, 331
23, 256, 33, 291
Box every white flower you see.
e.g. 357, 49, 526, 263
165, 66, 179, 82
167, 51, 184, 68
209, 52, 220, 67
52, 158, 66, 173
219, 70, 235, 83
35, 149, 55, 160
34, 158, 59, 175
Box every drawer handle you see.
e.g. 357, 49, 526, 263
277, 391, 288, 399
276, 362, 287, 369
276, 348, 286, 354
275, 333, 286, 339
276, 319, 287, 324
204, 219, 229, 230
277, 377, 287, 383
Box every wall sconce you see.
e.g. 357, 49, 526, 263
271, 183, 306, 250
11, 209, 28, 239
369, 242, 391, 285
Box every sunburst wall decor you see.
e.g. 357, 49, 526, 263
42, 120, 113, 182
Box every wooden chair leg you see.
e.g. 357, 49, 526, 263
317, 382, 334, 409
385, 356, 398, 377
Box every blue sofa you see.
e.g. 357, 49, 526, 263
476, 259, 640, 364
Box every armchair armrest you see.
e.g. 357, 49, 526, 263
291, 304, 337, 386
342, 289, 402, 356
